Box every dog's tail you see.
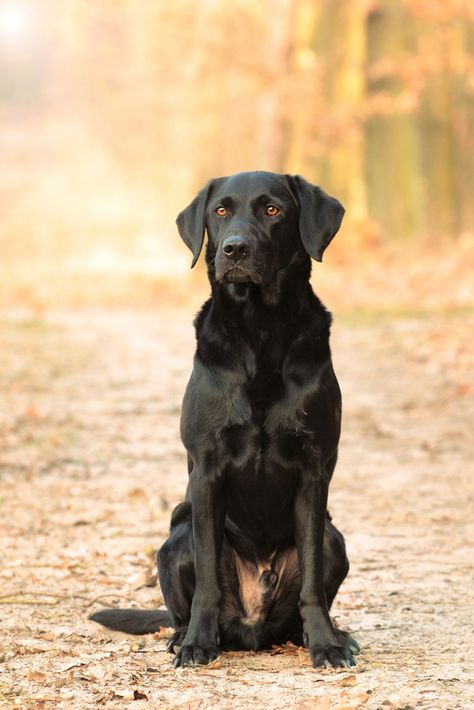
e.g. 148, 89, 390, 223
89, 608, 174, 635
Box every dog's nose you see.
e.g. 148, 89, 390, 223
222, 235, 249, 261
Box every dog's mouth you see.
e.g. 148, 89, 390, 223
221, 265, 264, 285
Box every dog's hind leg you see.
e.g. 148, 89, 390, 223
323, 516, 350, 609
89, 502, 195, 637
157, 502, 196, 653
323, 517, 360, 657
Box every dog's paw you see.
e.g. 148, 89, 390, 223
334, 628, 360, 658
166, 628, 188, 655
310, 643, 356, 669
173, 643, 219, 668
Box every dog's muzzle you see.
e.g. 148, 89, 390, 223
215, 234, 264, 284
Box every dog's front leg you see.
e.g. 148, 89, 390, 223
173, 467, 225, 667
295, 458, 355, 668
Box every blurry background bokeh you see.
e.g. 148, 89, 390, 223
1, 0, 473, 311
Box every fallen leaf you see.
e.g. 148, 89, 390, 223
338, 674, 357, 687
27, 669, 47, 683
128, 487, 148, 500
300, 698, 331, 709
133, 689, 148, 700
112, 689, 135, 701
144, 544, 157, 560
33, 632, 55, 642
112, 688, 148, 701
57, 660, 86, 672
333, 692, 370, 709
24, 405, 41, 419
197, 658, 223, 672
152, 625, 174, 639
270, 641, 301, 656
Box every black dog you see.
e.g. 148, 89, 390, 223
90, 171, 359, 669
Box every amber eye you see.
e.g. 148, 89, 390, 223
215, 205, 227, 217
265, 205, 280, 216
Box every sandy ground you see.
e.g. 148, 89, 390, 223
0, 307, 473, 710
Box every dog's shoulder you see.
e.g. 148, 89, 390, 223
193, 297, 213, 333
308, 291, 333, 335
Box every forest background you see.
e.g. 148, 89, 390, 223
1, 0, 473, 312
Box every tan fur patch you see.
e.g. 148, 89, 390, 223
231, 546, 300, 626
234, 554, 270, 624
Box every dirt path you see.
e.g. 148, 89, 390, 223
0, 308, 472, 709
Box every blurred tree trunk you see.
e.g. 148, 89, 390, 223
419, 17, 474, 240
284, 0, 321, 177
286, 0, 368, 224
254, 0, 294, 171
318, 0, 368, 223
366, 0, 422, 241
458, 21, 474, 237
419, 24, 457, 240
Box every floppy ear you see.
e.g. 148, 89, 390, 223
176, 180, 214, 268
288, 175, 345, 262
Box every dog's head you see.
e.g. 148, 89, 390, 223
176, 171, 344, 285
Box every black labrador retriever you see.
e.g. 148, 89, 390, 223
90, 171, 359, 669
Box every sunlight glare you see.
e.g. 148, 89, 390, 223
0, 3, 32, 42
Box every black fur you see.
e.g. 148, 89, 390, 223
90, 171, 359, 669
89, 608, 172, 635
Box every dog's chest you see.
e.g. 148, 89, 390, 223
184, 315, 333, 471
223, 342, 313, 465
222, 350, 320, 538
240, 332, 287, 412
246, 363, 284, 420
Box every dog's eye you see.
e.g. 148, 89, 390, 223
215, 205, 228, 217
265, 205, 280, 216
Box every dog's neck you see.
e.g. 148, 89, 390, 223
195, 251, 331, 366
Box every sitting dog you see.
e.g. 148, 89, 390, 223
90, 171, 359, 668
